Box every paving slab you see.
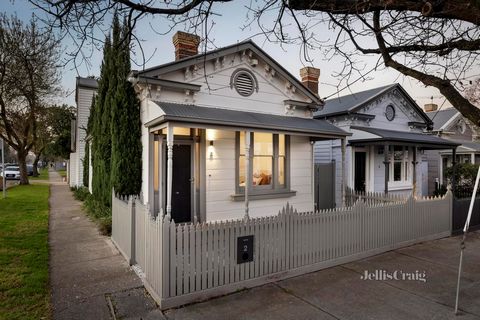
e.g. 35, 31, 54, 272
109, 287, 159, 320
164, 284, 336, 320
277, 264, 477, 320
344, 250, 480, 316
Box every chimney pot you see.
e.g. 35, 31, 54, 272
300, 67, 320, 95
173, 31, 201, 61
424, 103, 438, 112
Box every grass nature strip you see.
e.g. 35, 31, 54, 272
0, 184, 51, 320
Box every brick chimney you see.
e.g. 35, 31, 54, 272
172, 31, 201, 61
300, 67, 320, 95
424, 103, 438, 112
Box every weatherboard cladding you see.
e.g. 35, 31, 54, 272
151, 102, 348, 137
136, 40, 323, 106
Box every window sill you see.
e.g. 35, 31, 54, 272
231, 190, 297, 201
388, 183, 413, 191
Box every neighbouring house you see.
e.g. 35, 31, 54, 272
126, 31, 349, 223
314, 84, 458, 207
424, 104, 480, 193
68, 77, 97, 190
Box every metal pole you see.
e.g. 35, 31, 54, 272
454, 164, 480, 314
1, 138, 5, 199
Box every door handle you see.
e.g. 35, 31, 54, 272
189, 178, 194, 182
175, 191, 180, 195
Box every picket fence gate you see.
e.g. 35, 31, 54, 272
111, 191, 452, 309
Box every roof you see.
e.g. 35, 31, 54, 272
314, 83, 432, 126
147, 102, 349, 138
76, 77, 98, 89
316, 84, 394, 117
136, 40, 323, 106
425, 108, 459, 130
438, 140, 480, 153
350, 126, 460, 149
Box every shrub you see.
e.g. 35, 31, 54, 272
71, 186, 112, 235
72, 186, 90, 201
444, 163, 480, 198
83, 195, 112, 235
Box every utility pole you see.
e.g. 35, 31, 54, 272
1, 138, 5, 199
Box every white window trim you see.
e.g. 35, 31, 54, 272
233, 131, 292, 199
388, 145, 412, 188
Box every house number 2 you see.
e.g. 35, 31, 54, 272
237, 235, 254, 264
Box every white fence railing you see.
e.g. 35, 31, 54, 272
112, 191, 452, 309
345, 187, 407, 207
111, 193, 135, 265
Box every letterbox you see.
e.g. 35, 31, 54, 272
237, 235, 254, 264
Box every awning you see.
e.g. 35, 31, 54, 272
146, 102, 350, 139
439, 141, 480, 154
350, 126, 460, 149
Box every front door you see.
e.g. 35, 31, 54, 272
354, 151, 366, 192
168, 144, 192, 223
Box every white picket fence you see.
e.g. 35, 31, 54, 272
345, 187, 407, 207
112, 191, 452, 309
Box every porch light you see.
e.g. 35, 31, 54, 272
208, 140, 214, 159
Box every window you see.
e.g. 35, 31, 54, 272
389, 146, 410, 183
236, 132, 289, 194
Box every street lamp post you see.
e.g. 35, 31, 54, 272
1, 138, 6, 199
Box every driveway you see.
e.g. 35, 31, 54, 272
163, 232, 480, 320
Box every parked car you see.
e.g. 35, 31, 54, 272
27, 165, 34, 176
0, 165, 21, 180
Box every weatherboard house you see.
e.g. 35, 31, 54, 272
127, 31, 349, 223
69, 77, 97, 190
424, 105, 480, 193
314, 84, 458, 208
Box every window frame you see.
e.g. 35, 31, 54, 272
388, 145, 411, 185
235, 131, 291, 196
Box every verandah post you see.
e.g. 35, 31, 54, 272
166, 125, 174, 219
383, 143, 390, 194
341, 138, 346, 207
244, 130, 251, 220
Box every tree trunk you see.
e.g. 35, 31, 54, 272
17, 152, 29, 185
33, 155, 40, 177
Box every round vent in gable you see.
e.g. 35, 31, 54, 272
230, 69, 258, 97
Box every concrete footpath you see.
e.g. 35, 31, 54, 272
48, 170, 160, 319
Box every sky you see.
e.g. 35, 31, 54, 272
2, 0, 469, 109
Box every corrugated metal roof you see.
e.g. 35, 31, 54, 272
76, 77, 98, 89
350, 126, 459, 148
425, 108, 459, 130
315, 84, 395, 117
150, 102, 349, 137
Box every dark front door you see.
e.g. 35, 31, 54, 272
169, 144, 192, 223
354, 151, 366, 192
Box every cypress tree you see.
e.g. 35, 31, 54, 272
92, 32, 112, 204
89, 13, 142, 207
110, 21, 142, 196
